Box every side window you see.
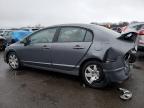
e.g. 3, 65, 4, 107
58, 27, 86, 42
84, 31, 93, 42
136, 25, 143, 30
131, 25, 143, 31
131, 25, 137, 30
30, 28, 56, 44
141, 25, 144, 29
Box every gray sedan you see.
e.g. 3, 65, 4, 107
4, 24, 136, 88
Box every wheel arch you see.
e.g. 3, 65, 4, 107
5, 49, 16, 63
79, 58, 102, 76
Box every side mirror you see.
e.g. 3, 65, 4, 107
20, 38, 30, 46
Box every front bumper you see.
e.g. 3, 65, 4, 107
4, 47, 9, 63
0, 39, 7, 50
103, 57, 130, 83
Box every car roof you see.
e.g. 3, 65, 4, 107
44, 23, 120, 41
45, 23, 98, 30
128, 22, 144, 27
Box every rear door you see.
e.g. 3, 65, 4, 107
17, 28, 57, 68
51, 27, 93, 71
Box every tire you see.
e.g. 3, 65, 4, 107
0, 40, 4, 51
0, 45, 3, 51
0, 45, 6, 51
81, 60, 108, 88
7, 52, 21, 70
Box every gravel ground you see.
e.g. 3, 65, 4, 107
0, 51, 144, 108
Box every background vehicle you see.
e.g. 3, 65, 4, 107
121, 22, 144, 53
4, 24, 136, 88
0, 36, 6, 50
122, 22, 144, 34
135, 29, 144, 51
3, 30, 32, 45
20, 27, 43, 32
111, 27, 122, 33
0, 30, 12, 37
0, 30, 4, 36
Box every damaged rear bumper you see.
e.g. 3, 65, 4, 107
103, 57, 130, 83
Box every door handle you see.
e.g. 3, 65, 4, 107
73, 45, 84, 49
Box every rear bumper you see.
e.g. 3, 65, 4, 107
103, 57, 130, 83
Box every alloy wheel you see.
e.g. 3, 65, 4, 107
85, 65, 100, 84
8, 54, 19, 69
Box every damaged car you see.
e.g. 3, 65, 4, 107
4, 24, 136, 88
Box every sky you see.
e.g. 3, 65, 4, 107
0, 0, 144, 28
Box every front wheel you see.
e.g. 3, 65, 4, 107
0, 45, 4, 50
81, 61, 108, 88
8, 52, 21, 70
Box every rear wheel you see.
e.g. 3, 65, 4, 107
8, 52, 21, 70
81, 61, 108, 88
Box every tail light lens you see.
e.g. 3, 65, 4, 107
138, 29, 144, 35
138, 30, 144, 44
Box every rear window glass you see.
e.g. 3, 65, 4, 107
84, 31, 93, 42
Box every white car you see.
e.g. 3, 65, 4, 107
122, 22, 144, 34
136, 29, 144, 51
122, 23, 144, 51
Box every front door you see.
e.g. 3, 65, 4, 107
17, 28, 57, 68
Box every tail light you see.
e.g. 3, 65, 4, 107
138, 40, 144, 44
138, 29, 144, 44
138, 29, 144, 35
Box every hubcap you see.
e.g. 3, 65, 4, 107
8, 54, 19, 69
85, 65, 100, 84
